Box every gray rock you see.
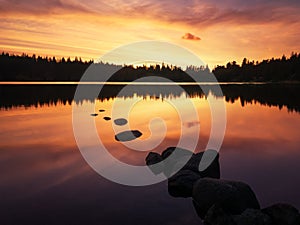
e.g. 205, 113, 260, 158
233, 208, 272, 225
262, 203, 300, 225
192, 178, 260, 219
115, 130, 142, 142
168, 170, 202, 198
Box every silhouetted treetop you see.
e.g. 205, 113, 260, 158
213, 53, 300, 82
0, 52, 213, 82
1, 51, 299, 82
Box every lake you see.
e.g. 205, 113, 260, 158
0, 83, 299, 225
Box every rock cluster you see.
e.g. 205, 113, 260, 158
92, 108, 142, 142
146, 147, 300, 225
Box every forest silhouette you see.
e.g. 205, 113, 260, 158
1, 52, 300, 82
213, 53, 300, 82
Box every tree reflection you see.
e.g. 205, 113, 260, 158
0, 84, 299, 113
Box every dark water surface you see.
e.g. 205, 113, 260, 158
0, 83, 299, 225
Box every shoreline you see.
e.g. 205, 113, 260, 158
0, 81, 300, 85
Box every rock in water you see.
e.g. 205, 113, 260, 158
145, 148, 220, 198
90, 113, 98, 116
161, 147, 194, 177
145, 152, 164, 175
145, 147, 220, 179
114, 118, 128, 126
204, 206, 272, 225
115, 130, 142, 142
203, 204, 236, 225
159, 147, 220, 178
161, 147, 193, 160
168, 170, 202, 198
146, 152, 163, 165
103, 117, 111, 121
192, 178, 260, 219
183, 149, 220, 178
233, 208, 272, 225
262, 203, 300, 225
99, 109, 105, 112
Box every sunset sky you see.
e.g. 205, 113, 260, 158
0, 0, 300, 67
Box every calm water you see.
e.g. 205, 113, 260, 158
0, 84, 299, 225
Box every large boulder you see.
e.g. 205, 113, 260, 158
197, 196, 300, 225
203, 204, 236, 225
183, 149, 220, 178
146, 147, 220, 178
168, 170, 202, 198
262, 203, 300, 225
161, 147, 193, 160
202, 204, 300, 225
233, 208, 272, 225
145, 152, 163, 175
192, 178, 260, 219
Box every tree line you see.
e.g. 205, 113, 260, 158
0, 52, 93, 81
0, 51, 300, 82
0, 52, 210, 82
212, 53, 300, 82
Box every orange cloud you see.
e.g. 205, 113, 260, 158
1, 0, 300, 67
182, 33, 201, 41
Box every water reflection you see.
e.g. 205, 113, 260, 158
0, 85, 299, 224
0, 83, 299, 113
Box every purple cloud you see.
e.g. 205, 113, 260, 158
1, 0, 300, 28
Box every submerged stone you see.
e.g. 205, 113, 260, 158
115, 130, 142, 142
99, 109, 105, 112
103, 117, 111, 121
90, 113, 98, 117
